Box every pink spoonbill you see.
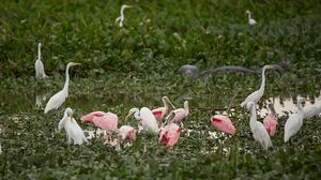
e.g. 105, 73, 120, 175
166, 100, 189, 125
81, 111, 118, 132
159, 123, 181, 148
263, 103, 278, 136
210, 114, 236, 135
152, 96, 176, 123
118, 125, 137, 143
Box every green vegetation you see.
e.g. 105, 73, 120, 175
1, 0, 321, 179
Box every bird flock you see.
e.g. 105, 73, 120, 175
27, 6, 321, 152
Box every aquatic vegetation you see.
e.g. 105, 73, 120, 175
1, 0, 321, 179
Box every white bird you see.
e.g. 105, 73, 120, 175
246, 10, 257, 26
284, 98, 305, 143
0, 144, 2, 154
44, 62, 80, 114
58, 108, 88, 145
241, 65, 273, 109
34, 42, 48, 79
115, 4, 132, 28
125, 107, 159, 134
303, 102, 321, 119
248, 102, 273, 150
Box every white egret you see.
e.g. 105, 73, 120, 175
248, 102, 273, 150
34, 42, 48, 79
44, 62, 80, 114
241, 65, 274, 109
284, 98, 304, 143
125, 107, 159, 134
246, 10, 257, 26
115, 4, 132, 28
58, 107, 88, 145
303, 103, 321, 119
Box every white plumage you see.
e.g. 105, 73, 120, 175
246, 10, 257, 26
241, 65, 273, 109
303, 102, 321, 119
115, 4, 132, 27
126, 107, 159, 134
58, 108, 88, 145
284, 98, 304, 142
34, 42, 48, 79
248, 102, 272, 150
44, 62, 80, 114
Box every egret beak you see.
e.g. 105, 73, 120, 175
125, 111, 134, 122
164, 96, 176, 109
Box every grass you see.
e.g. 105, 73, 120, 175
1, 0, 321, 179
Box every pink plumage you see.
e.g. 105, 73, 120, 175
119, 125, 136, 143
210, 115, 236, 135
159, 123, 181, 148
81, 111, 118, 131
152, 107, 166, 121
171, 108, 187, 123
263, 114, 277, 136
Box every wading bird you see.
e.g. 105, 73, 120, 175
210, 115, 236, 135
115, 4, 132, 28
152, 96, 176, 122
44, 62, 80, 114
81, 111, 118, 131
246, 10, 257, 26
248, 102, 273, 150
284, 98, 304, 143
125, 107, 159, 134
159, 123, 181, 148
263, 103, 278, 136
118, 125, 137, 144
58, 108, 88, 145
303, 102, 321, 119
34, 42, 48, 79
241, 65, 273, 109
166, 100, 189, 124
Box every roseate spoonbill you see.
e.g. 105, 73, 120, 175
58, 108, 88, 145
248, 102, 273, 150
210, 115, 236, 135
263, 103, 278, 136
81, 111, 118, 131
284, 98, 304, 143
35, 42, 48, 79
118, 125, 137, 143
125, 107, 159, 134
159, 123, 181, 148
166, 100, 189, 124
246, 10, 256, 26
115, 4, 132, 27
152, 96, 175, 122
241, 65, 273, 109
44, 62, 80, 114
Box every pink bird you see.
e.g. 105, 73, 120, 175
152, 96, 175, 122
118, 125, 137, 143
80, 111, 118, 131
263, 104, 278, 136
159, 123, 181, 148
210, 114, 236, 135
166, 100, 189, 124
